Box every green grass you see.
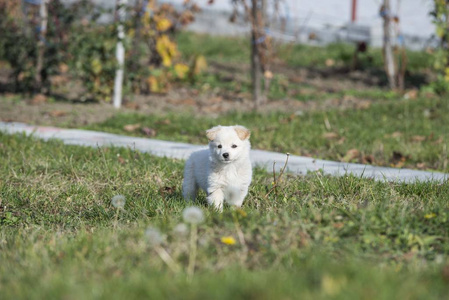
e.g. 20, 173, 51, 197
1, 132, 449, 299
177, 32, 251, 63
175, 31, 434, 103
85, 96, 449, 172
177, 31, 433, 72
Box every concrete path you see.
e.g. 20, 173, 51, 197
1, 122, 447, 183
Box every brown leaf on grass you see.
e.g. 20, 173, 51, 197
141, 127, 157, 137
30, 94, 47, 105
159, 186, 176, 196
336, 137, 346, 145
362, 155, 375, 164
124, 102, 140, 110
403, 89, 418, 100
155, 119, 171, 125
391, 132, 402, 138
433, 137, 443, 145
123, 123, 141, 132
323, 132, 339, 140
333, 222, 344, 229
390, 151, 409, 168
343, 148, 360, 162
417, 163, 427, 169
48, 110, 68, 117
411, 135, 426, 142
118, 156, 126, 165
280, 114, 296, 124
356, 100, 371, 110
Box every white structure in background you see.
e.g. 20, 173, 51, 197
161, 0, 436, 50
70, 0, 436, 50
113, 0, 127, 109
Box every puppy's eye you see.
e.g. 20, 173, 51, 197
231, 144, 237, 148
218, 145, 222, 149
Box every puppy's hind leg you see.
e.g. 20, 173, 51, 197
182, 159, 198, 201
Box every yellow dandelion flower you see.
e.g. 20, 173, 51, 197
221, 236, 236, 245
424, 213, 436, 219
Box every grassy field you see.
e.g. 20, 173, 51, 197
1, 132, 449, 299
86, 95, 449, 172
177, 32, 432, 72
1, 30, 448, 299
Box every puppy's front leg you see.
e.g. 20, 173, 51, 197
226, 185, 249, 208
207, 188, 224, 211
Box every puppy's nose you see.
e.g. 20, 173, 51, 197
222, 153, 229, 159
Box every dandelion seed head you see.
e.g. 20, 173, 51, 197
182, 206, 204, 225
173, 223, 189, 237
111, 195, 126, 209
145, 227, 163, 246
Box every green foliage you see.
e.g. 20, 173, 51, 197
430, 0, 449, 93
0, 1, 199, 100
0, 0, 86, 93
68, 23, 118, 101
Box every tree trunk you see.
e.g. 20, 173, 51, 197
35, 0, 49, 93
113, 0, 127, 109
251, 0, 264, 110
382, 0, 397, 90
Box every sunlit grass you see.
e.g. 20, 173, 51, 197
1, 132, 448, 299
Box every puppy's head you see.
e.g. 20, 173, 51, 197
206, 125, 251, 163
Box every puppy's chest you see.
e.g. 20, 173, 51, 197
210, 165, 245, 185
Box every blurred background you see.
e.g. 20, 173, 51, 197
0, 0, 448, 112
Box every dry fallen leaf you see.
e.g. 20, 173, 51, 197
142, 127, 157, 137
390, 151, 408, 168
159, 186, 175, 196
323, 132, 339, 140
411, 135, 426, 142
362, 155, 375, 164
124, 102, 140, 110
155, 119, 171, 125
333, 222, 344, 229
123, 123, 141, 132
417, 163, 427, 169
403, 89, 418, 100
343, 148, 360, 162
49, 110, 67, 117
391, 132, 402, 138
31, 94, 47, 105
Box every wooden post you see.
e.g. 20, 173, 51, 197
351, 0, 357, 23
251, 0, 263, 110
35, 0, 49, 93
113, 0, 127, 109
382, 0, 397, 90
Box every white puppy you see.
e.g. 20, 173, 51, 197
182, 125, 252, 211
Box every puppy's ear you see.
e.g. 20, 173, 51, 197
206, 126, 221, 141
234, 125, 251, 141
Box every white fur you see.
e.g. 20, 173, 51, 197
182, 125, 252, 211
